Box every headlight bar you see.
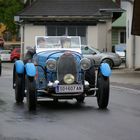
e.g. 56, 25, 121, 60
80, 58, 91, 70
46, 59, 57, 71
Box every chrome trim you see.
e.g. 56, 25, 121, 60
88, 88, 98, 91
37, 89, 82, 97
51, 93, 82, 97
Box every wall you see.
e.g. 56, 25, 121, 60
24, 24, 46, 50
106, 20, 112, 52
87, 26, 98, 49
97, 23, 106, 51
98, 20, 112, 51
135, 36, 140, 69
21, 21, 112, 58
21, 24, 46, 57
121, 0, 140, 69
126, 2, 134, 69
87, 20, 112, 52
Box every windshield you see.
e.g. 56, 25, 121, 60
35, 36, 81, 52
81, 46, 100, 55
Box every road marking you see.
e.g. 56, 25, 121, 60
111, 85, 140, 95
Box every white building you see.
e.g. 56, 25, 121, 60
121, 0, 140, 70
15, 0, 122, 59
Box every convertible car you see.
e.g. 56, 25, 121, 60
13, 36, 112, 111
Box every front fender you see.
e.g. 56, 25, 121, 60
25, 63, 36, 77
15, 60, 24, 74
100, 63, 112, 77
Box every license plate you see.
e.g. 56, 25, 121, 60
55, 84, 83, 93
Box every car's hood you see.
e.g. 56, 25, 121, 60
37, 50, 65, 60
101, 52, 118, 57
36, 50, 82, 63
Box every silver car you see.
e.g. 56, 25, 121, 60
81, 46, 122, 68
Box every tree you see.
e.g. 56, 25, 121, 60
0, 0, 23, 38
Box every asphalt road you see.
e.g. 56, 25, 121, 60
0, 63, 140, 140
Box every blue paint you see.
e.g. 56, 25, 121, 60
15, 60, 24, 74
36, 50, 83, 88
25, 63, 36, 77
100, 63, 112, 77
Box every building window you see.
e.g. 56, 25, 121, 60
47, 25, 87, 44
47, 26, 56, 36
119, 31, 126, 44
57, 26, 66, 36
68, 26, 76, 36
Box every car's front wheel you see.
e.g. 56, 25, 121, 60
96, 72, 110, 109
26, 76, 37, 111
15, 73, 24, 103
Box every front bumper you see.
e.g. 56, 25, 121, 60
36, 80, 98, 99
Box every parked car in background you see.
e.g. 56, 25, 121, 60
10, 48, 20, 62
115, 44, 126, 62
81, 46, 122, 69
13, 36, 112, 111
0, 56, 1, 76
0, 37, 4, 48
0, 50, 11, 62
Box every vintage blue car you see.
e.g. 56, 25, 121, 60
13, 36, 111, 111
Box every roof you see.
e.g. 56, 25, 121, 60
18, 0, 121, 17
112, 12, 126, 27
132, 0, 140, 35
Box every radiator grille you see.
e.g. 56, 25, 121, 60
57, 53, 77, 84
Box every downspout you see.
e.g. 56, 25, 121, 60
128, 0, 135, 69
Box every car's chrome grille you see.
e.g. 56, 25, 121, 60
57, 53, 77, 84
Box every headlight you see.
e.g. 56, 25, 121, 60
80, 58, 91, 70
63, 74, 75, 84
46, 59, 56, 71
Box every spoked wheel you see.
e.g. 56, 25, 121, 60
26, 76, 37, 111
96, 72, 110, 109
15, 73, 24, 103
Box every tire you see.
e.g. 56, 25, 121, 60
15, 73, 24, 103
85, 66, 95, 95
96, 72, 110, 109
26, 76, 37, 111
102, 59, 113, 69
